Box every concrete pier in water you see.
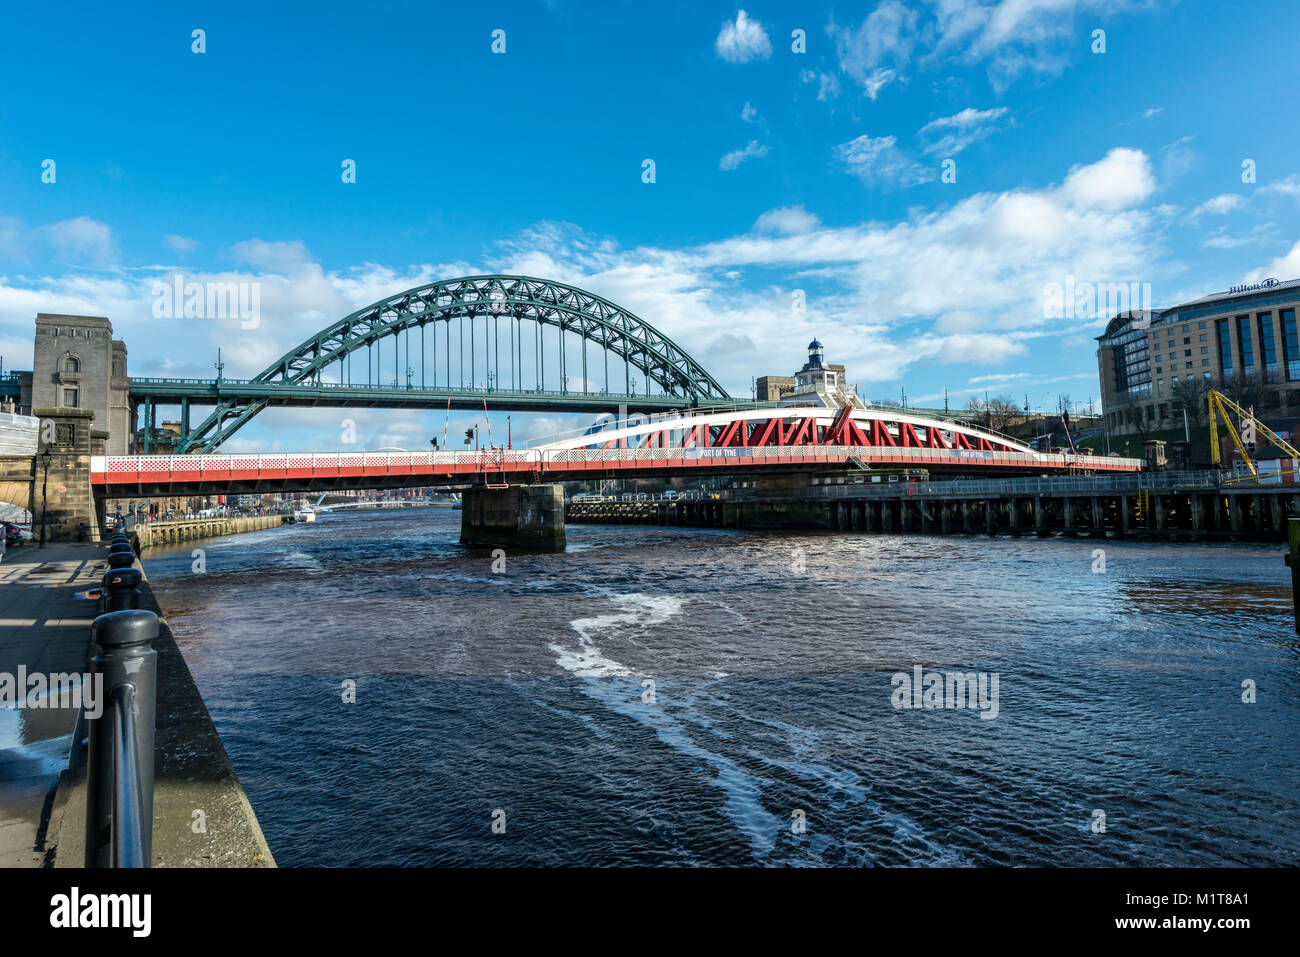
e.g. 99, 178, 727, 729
460, 484, 566, 551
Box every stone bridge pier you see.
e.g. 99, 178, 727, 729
0, 407, 105, 541
460, 484, 565, 551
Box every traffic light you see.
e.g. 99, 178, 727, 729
464, 428, 474, 445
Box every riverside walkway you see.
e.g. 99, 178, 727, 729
0, 540, 274, 867
0, 543, 103, 866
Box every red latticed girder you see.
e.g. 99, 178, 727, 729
715, 420, 749, 447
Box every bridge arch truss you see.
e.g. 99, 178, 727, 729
174, 276, 730, 452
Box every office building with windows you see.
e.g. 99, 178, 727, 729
1097, 278, 1300, 436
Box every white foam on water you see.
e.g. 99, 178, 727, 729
550, 593, 683, 679
552, 593, 786, 860
577, 677, 786, 860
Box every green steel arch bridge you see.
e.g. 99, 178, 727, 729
132, 275, 738, 453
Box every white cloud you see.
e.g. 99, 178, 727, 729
1143, 106, 1163, 118
828, 2, 917, 98
1247, 239, 1300, 283
834, 134, 936, 187
753, 206, 821, 234
37, 217, 117, 267
1202, 224, 1274, 250
918, 106, 1010, 155
231, 239, 315, 272
1191, 194, 1245, 219
928, 0, 1150, 87
801, 69, 841, 101
163, 234, 198, 253
719, 140, 768, 171
1060, 147, 1155, 210
740, 101, 758, 123
1261, 174, 1300, 200
715, 10, 771, 63
929, 332, 1028, 364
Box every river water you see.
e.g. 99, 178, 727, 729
145, 508, 1300, 867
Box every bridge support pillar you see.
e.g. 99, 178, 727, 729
1153, 495, 1167, 532
1189, 494, 1204, 535
28, 407, 103, 542
1063, 498, 1075, 535
881, 501, 895, 534
961, 501, 974, 534
985, 500, 998, 537
1034, 496, 1047, 536
1120, 495, 1133, 537
460, 484, 565, 551
900, 500, 913, 533
940, 502, 952, 534
1008, 498, 1022, 535
1090, 497, 1104, 534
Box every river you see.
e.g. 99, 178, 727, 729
144, 508, 1300, 866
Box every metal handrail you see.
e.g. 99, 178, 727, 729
110, 683, 148, 868
86, 594, 158, 868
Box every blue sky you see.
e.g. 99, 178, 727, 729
2, 0, 1299, 450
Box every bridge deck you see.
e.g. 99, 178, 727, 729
91, 446, 1142, 496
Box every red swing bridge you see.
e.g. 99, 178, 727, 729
91, 405, 1141, 497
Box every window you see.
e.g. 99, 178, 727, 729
1184, 349, 1192, 357
1185, 362, 1193, 369
62, 355, 79, 373
1283, 309, 1300, 380
1257, 312, 1277, 375
1183, 337, 1191, 345
1155, 366, 1162, 373
1201, 347, 1209, 354
1218, 319, 1234, 375
1199, 322, 1207, 329
1182, 325, 1189, 333
1236, 315, 1255, 371
1202, 359, 1210, 367
1155, 354, 1162, 362
62, 387, 78, 408
1199, 334, 1207, 342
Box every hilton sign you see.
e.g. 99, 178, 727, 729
1228, 277, 1281, 293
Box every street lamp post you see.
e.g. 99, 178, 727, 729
39, 447, 51, 548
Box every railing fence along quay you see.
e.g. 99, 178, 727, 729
83, 527, 158, 868
800, 470, 1236, 500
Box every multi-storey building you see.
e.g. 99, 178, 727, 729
1097, 278, 1300, 435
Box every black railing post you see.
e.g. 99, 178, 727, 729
85, 609, 159, 868
101, 567, 142, 612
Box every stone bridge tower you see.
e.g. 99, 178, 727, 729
32, 313, 131, 454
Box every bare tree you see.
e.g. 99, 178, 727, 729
967, 394, 1021, 432
1221, 371, 1266, 414
1170, 376, 1209, 425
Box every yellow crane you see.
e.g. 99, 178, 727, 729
1207, 388, 1300, 481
